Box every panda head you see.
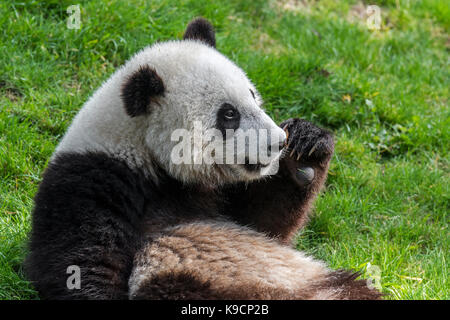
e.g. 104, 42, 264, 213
59, 18, 286, 187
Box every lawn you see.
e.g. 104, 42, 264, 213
0, 0, 448, 300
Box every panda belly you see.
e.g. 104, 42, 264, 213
128, 221, 334, 300
129, 219, 384, 300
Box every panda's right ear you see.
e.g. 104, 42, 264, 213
121, 65, 165, 117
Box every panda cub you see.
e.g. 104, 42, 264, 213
26, 18, 381, 300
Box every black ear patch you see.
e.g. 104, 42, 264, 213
183, 17, 216, 48
121, 65, 165, 117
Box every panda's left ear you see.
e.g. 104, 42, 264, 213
183, 17, 216, 48
121, 65, 165, 117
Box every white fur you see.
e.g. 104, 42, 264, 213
55, 40, 286, 185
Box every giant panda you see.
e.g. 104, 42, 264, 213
25, 18, 381, 300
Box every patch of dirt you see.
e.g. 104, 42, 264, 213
0, 80, 23, 101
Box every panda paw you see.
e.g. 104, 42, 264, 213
281, 118, 334, 163
280, 118, 334, 186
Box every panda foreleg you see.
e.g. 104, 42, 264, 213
25, 152, 146, 299
222, 118, 335, 243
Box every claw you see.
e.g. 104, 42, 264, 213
289, 148, 296, 157
296, 151, 302, 161
286, 141, 292, 149
282, 124, 289, 144
308, 141, 320, 156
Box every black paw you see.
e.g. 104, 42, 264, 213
279, 119, 334, 187
280, 118, 334, 164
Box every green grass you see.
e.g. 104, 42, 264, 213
0, 0, 448, 300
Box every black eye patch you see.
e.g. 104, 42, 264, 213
215, 103, 240, 138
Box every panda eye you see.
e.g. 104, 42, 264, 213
224, 109, 236, 120
220, 103, 239, 121
216, 103, 241, 135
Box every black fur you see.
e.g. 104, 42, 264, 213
121, 65, 165, 117
215, 103, 241, 137
132, 272, 218, 300
25, 151, 221, 299
25, 152, 152, 299
183, 17, 216, 48
280, 118, 334, 164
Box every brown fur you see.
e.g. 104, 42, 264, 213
129, 222, 381, 300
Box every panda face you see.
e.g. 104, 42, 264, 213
124, 40, 286, 186
55, 19, 286, 187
